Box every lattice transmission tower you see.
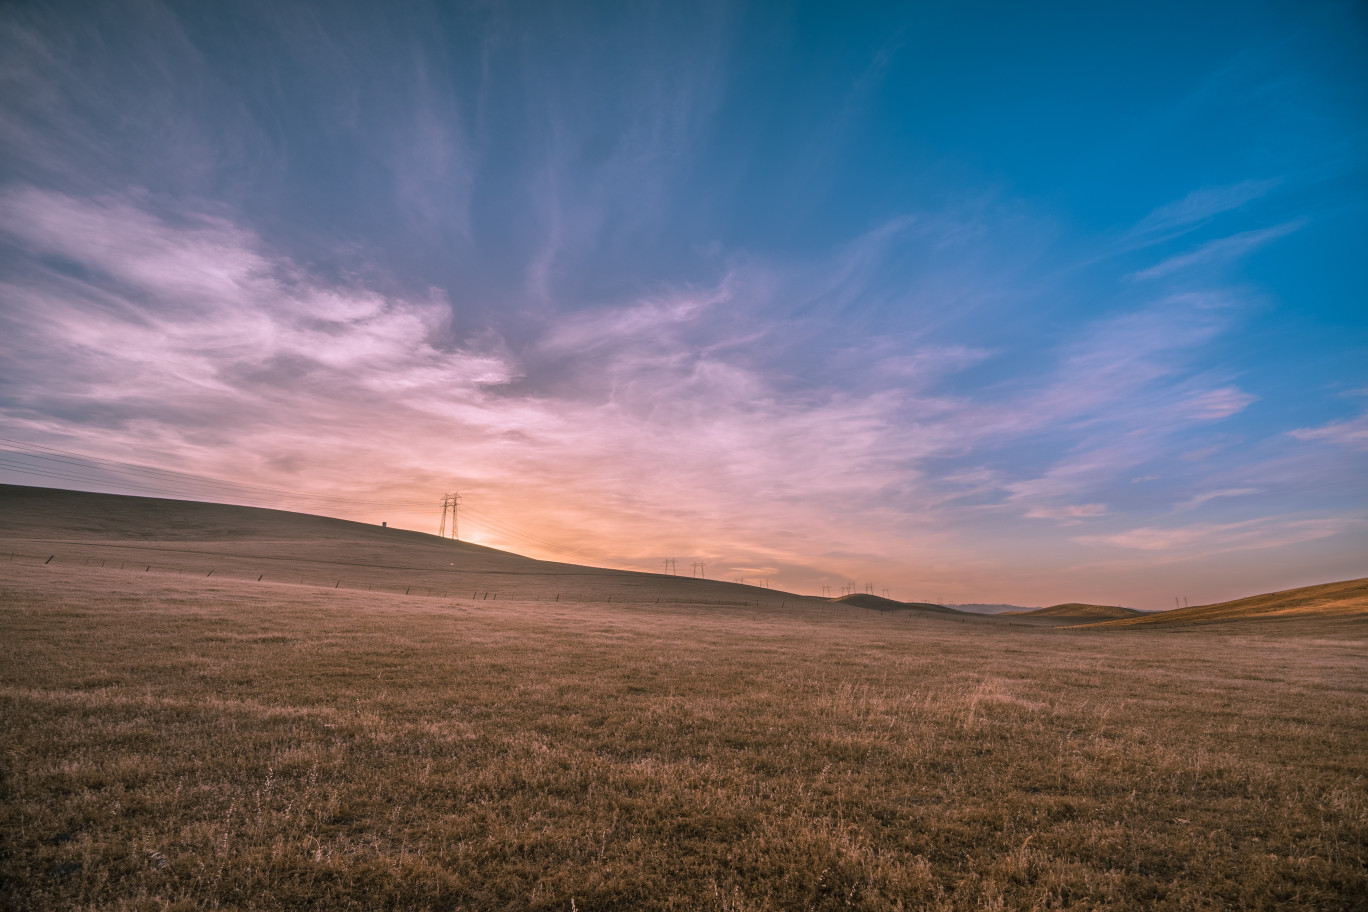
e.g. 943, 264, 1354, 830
438, 492, 461, 540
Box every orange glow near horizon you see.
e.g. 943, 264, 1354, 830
1, 2, 1365, 611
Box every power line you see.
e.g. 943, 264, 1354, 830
458, 505, 605, 563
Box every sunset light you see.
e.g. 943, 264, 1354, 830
1, 2, 1364, 609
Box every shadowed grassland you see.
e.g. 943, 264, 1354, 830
2, 562, 1366, 911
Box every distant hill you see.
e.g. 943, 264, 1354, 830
1085, 577, 1368, 628
1004, 603, 1142, 619
951, 603, 1041, 615
834, 593, 960, 614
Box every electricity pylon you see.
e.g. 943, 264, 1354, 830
438, 492, 460, 540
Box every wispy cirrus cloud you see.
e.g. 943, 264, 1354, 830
1077, 517, 1361, 555
1124, 179, 1281, 244
1129, 220, 1306, 281
1289, 410, 1368, 451
0, 184, 1305, 593
0, 187, 964, 575
1024, 503, 1109, 521
1172, 488, 1259, 512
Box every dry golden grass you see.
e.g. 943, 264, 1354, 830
2, 486, 1367, 910
1090, 577, 1368, 629
3, 563, 1367, 911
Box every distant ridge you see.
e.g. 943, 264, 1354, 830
834, 593, 959, 614
950, 603, 1039, 615
1084, 577, 1368, 627
1005, 603, 1142, 619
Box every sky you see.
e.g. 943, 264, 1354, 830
1, 0, 1365, 609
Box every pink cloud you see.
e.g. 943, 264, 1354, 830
0, 187, 1356, 609
1025, 503, 1109, 521
1290, 412, 1368, 452
1077, 517, 1360, 554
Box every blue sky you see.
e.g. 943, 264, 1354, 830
1, 0, 1364, 607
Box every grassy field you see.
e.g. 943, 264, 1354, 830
1, 487, 1367, 910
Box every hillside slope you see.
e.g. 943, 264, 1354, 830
1086, 577, 1368, 627
0, 484, 819, 608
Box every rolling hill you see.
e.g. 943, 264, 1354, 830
833, 593, 960, 613
1004, 603, 1142, 620
4, 484, 1364, 631
1082, 577, 1368, 628
949, 603, 1040, 615
0, 483, 823, 609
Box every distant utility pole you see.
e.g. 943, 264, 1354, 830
1175, 597, 1180, 610
692, 561, 706, 578
663, 558, 676, 575
438, 492, 461, 540
866, 583, 873, 595
882, 588, 889, 597
821, 586, 831, 597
